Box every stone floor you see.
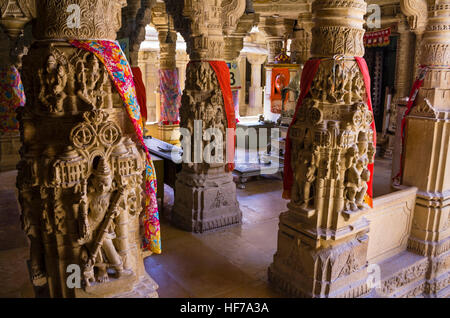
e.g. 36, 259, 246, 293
0, 157, 393, 298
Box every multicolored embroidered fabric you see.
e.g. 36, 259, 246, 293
0, 65, 25, 133
159, 69, 181, 125
69, 40, 161, 254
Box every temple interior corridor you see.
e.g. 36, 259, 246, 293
0, 0, 449, 300
0, 157, 392, 298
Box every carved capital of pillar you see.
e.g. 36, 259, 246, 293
266, 38, 284, 63
311, 0, 367, 57
165, 0, 226, 60
294, 14, 313, 66
221, 0, 246, 36
246, 53, 267, 66
290, 24, 312, 65
223, 12, 259, 61
224, 36, 244, 61
420, 1, 450, 67
32, 0, 126, 40
400, 0, 428, 33
259, 17, 294, 63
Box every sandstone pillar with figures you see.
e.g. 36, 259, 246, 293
290, 13, 313, 66
382, 18, 415, 159
269, 0, 376, 298
164, 0, 244, 232
0, 2, 32, 172
12, 0, 158, 298
153, 2, 182, 145
401, 0, 450, 298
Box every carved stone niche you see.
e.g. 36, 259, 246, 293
173, 62, 242, 232
17, 42, 157, 298
269, 59, 375, 298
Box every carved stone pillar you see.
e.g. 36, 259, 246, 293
290, 13, 313, 66
401, 0, 450, 298
16, 0, 158, 298
138, 50, 160, 123
224, 11, 258, 119
260, 17, 295, 63
393, 20, 415, 103
164, 0, 243, 232
269, 0, 376, 298
153, 2, 181, 144
383, 19, 415, 159
0, 1, 33, 172
246, 53, 266, 115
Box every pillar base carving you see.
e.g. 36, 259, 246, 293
172, 167, 242, 233
0, 132, 21, 172
269, 210, 370, 298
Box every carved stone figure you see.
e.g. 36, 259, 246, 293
38, 54, 67, 113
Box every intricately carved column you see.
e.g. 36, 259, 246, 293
16, 0, 158, 298
401, 0, 450, 298
290, 13, 313, 66
138, 50, 160, 122
0, 1, 34, 172
164, 0, 242, 232
269, 0, 376, 297
223, 10, 259, 119
152, 2, 182, 144
382, 18, 415, 159
260, 17, 295, 63
246, 53, 267, 115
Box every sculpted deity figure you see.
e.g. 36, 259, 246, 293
352, 71, 364, 101
77, 158, 128, 286
19, 188, 46, 286
76, 54, 103, 109
292, 130, 318, 208
38, 54, 67, 113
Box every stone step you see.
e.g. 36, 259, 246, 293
375, 250, 428, 298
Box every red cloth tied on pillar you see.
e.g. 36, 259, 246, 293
283, 57, 376, 208
355, 57, 376, 207
131, 67, 147, 123
207, 61, 237, 172
393, 66, 429, 184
